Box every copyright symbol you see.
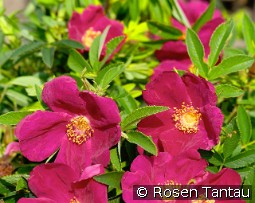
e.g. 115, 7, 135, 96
137, 187, 148, 198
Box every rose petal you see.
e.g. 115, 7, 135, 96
4, 142, 20, 156
91, 126, 121, 161
42, 76, 86, 115
163, 150, 207, 184
28, 163, 77, 202
138, 110, 175, 139
159, 128, 207, 155
80, 91, 121, 128
16, 111, 70, 162
55, 137, 93, 176
91, 149, 110, 167
121, 171, 154, 203
143, 71, 190, 107
73, 173, 107, 203
79, 164, 105, 181
68, 5, 105, 42
18, 198, 56, 203
200, 104, 224, 148
182, 73, 217, 106
155, 41, 189, 62
200, 168, 242, 186
152, 60, 190, 80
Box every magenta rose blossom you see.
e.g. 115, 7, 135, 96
15, 76, 121, 174
18, 163, 107, 203
68, 5, 125, 56
155, 0, 224, 71
151, 60, 190, 80
4, 142, 20, 156
122, 151, 245, 203
138, 71, 223, 155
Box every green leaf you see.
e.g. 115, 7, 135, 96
35, 85, 43, 103
95, 63, 124, 89
68, 49, 92, 73
2, 174, 29, 185
109, 85, 138, 114
216, 84, 244, 98
10, 76, 41, 87
0, 111, 32, 125
89, 36, 100, 70
128, 0, 140, 21
65, 0, 75, 17
237, 105, 252, 144
192, 0, 216, 32
89, 26, 110, 71
171, 0, 190, 28
243, 13, 255, 55
55, 40, 84, 49
186, 28, 208, 77
126, 131, 157, 155
208, 152, 224, 166
94, 172, 124, 189
208, 20, 234, 67
10, 41, 45, 59
15, 178, 27, 191
244, 168, 255, 203
121, 106, 169, 131
99, 36, 125, 68
208, 55, 254, 80
223, 133, 240, 159
0, 30, 4, 51
0, 181, 10, 195
224, 149, 255, 168
42, 47, 55, 68
98, 26, 111, 60
147, 21, 183, 39
6, 90, 32, 107
110, 147, 121, 171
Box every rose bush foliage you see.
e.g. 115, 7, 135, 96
0, 0, 255, 203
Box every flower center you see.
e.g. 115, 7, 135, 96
81, 27, 101, 48
70, 196, 80, 203
161, 180, 181, 186
172, 102, 201, 133
192, 200, 215, 203
157, 180, 181, 202
66, 116, 94, 145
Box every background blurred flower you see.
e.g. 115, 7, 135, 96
138, 71, 223, 155
68, 5, 125, 57
15, 76, 121, 174
155, 0, 224, 68
4, 142, 20, 156
18, 163, 107, 203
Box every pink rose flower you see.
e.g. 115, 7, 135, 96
68, 5, 125, 56
138, 71, 223, 155
18, 163, 107, 203
122, 151, 245, 203
15, 76, 121, 174
154, 0, 224, 72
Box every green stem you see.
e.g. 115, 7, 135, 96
242, 140, 255, 149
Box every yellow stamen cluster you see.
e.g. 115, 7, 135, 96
172, 102, 201, 134
158, 180, 182, 202
66, 116, 94, 145
162, 180, 181, 186
70, 196, 80, 203
192, 200, 215, 203
81, 27, 101, 48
